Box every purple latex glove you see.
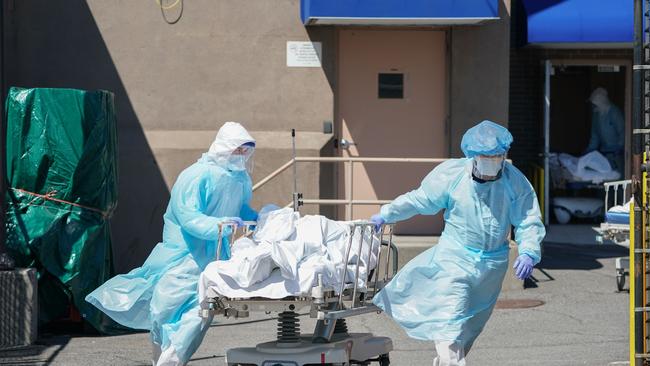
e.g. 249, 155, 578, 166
370, 214, 386, 232
513, 254, 534, 280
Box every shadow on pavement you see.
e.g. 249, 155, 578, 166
0, 335, 68, 366
538, 242, 628, 271
522, 242, 628, 289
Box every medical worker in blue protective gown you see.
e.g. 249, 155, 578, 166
370, 120, 545, 366
584, 87, 625, 173
86, 122, 258, 366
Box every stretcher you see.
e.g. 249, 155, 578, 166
201, 221, 399, 366
548, 152, 625, 224
597, 179, 631, 291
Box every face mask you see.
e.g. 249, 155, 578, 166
473, 156, 504, 180
227, 154, 247, 171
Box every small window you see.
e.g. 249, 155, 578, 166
378, 73, 403, 99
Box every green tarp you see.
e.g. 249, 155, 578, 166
5, 87, 123, 334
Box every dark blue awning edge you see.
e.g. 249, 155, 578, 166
301, 0, 500, 26
521, 0, 634, 46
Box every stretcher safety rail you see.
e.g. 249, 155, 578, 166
597, 179, 632, 292
202, 221, 399, 322
600, 179, 632, 245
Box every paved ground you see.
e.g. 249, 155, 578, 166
0, 225, 630, 365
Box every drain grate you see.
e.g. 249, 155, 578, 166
495, 299, 545, 309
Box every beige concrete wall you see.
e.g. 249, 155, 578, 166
449, 0, 511, 157
3, 0, 510, 272
4, 0, 336, 272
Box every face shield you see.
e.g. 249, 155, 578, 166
472, 154, 505, 181
226, 143, 255, 174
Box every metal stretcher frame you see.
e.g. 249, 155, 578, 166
598, 179, 632, 292
202, 221, 399, 323
600, 179, 632, 245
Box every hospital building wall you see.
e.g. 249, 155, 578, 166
3, 0, 336, 273
2, 0, 512, 272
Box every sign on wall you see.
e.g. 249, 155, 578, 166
286, 41, 322, 67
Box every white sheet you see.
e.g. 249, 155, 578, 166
199, 208, 380, 302
557, 151, 620, 184
213, 241, 274, 288
609, 198, 633, 214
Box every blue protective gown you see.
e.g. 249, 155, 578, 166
586, 105, 625, 172
372, 158, 545, 352
86, 154, 257, 364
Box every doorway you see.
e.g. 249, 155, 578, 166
336, 29, 448, 234
543, 61, 630, 226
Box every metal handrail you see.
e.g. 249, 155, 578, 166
253, 156, 447, 219
253, 159, 295, 191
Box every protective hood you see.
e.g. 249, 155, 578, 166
460, 120, 513, 158
589, 87, 611, 112
205, 122, 255, 166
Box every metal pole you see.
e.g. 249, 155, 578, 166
216, 224, 224, 261
291, 129, 301, 212
345, 160, 352, 219
543, 60, 551, 226
350, 225, 365, 308
292, 129, 297, 194
633, 0, 645, 362
338, 226, 356, 308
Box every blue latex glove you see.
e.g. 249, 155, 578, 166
221, 217, 244, 228
370, 214, 386, 232
513, 254, 534, 280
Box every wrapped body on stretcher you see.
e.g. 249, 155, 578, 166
198, 206, 381, 306
549, 151, 620, 187
549, 151, 621, 224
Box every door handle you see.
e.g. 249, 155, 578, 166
338, 138, 357, 149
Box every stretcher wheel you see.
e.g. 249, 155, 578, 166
616, 270, 626, 292
379, 353, 390, 366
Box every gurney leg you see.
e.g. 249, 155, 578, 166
616, 257, 629, 292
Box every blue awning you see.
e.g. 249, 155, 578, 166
522, 0, 633, 47
301, 0, 499, 26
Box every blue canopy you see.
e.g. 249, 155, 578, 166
522, 0, 633, 46
301, 0, 499, 26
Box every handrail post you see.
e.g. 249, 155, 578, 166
350, 159, 354, 219
346, 158, 353, 220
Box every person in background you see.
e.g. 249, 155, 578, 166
585, 87, 625, 173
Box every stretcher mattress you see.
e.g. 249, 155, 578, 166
605, 211, 629, 225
